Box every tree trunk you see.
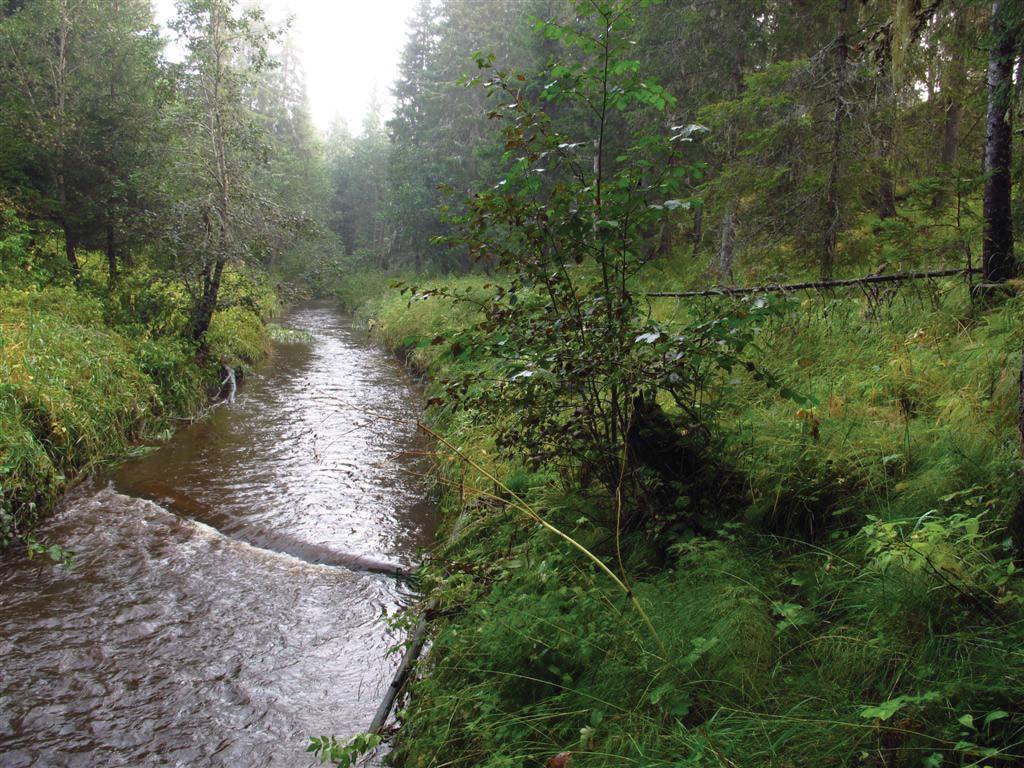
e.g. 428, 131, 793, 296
62, 221, 80, 283
822, 0, 849, 280
1014, 54, 1024, 240
712, 202, 736, 284
877, 126, 897, 220
656, 216, 674, 259
982, 0, 1016, 283
875, 19, 896, 222
105, 220, 118, 286
933, 11, 966, 210
691, 204, 703, 257
932, 100, 962, 210
191, 257, 226, 345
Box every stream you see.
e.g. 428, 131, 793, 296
0, 302, 435, 767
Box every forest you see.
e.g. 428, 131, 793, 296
3, 0, 1024, 767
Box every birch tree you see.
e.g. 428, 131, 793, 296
167, 0, 274, 345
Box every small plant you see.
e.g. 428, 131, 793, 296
862, 489, 1019, 606
307, 733, 382, 767
418, 0, 782, 525
267, 324, 314, 344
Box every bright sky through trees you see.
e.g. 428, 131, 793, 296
153, 0, 418, 133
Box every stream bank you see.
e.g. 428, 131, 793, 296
0, 302, 435, 767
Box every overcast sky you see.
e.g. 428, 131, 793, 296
152, 0, 419, 135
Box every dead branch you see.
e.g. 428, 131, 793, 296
644, 267, 980, 299
369, 598, 435, 735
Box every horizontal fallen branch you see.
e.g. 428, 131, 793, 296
644, 267, 981, 299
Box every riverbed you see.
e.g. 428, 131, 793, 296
0, 303, 434, 767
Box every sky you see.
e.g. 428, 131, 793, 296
152, 0, 419, 135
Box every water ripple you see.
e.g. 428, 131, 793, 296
0, 303, 433, 767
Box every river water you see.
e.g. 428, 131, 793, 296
0, 303, 435, 767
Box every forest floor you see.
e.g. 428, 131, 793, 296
343, 266, 1024, 767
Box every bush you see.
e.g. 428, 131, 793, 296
205, 305, 269, 368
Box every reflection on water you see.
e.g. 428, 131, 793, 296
0, 304, 434, 767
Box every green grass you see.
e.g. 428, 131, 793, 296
339, 270, 1024, 768
0, 266, 274, 557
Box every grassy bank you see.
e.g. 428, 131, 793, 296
0, 244, 276, 560
347, 270, 1024, 768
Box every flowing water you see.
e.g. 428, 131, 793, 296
0, 303, 435, 767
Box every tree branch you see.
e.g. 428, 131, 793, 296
644, 268, 981, 299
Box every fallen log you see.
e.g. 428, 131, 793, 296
644, 267, 981, 299
256, 534, 416, 578
369, 598, 436, 734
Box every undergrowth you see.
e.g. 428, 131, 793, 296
0, 220, 275, 559
342, 271, 1024, 768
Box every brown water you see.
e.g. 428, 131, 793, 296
0, 303, 435, 767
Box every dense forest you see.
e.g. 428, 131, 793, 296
4, 0, 1024, 766
335, 0, 1019, 283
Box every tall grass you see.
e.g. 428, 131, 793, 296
345, 272, 1024, 768
0, 264, 274, 555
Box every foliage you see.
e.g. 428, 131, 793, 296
0, 285, 155, 557
332, 8, 1024, 745
332, 0, 1006, 284
158, 0, 280, 343
307, 733, 383, 767
4, 0, 1024, 764
356, 266, 1024, 768
405, 2, 784, 535
205, 305, 269, 367
0, 0, 311, 549
0, 228, 270, 555
0, 0, 164, 282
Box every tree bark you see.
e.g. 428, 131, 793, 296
876, 21, 896, 222
933, 10, 966, 210
933, 100, 962, 209
62, 221, 80, 283
712, 201, 736, 283
982, 0, 1016, 283
62, 225, 79, 282
191, 257, 226, 344
691, 204, 703, 257
822, 0, 849, 279
645, 267, 979, 298
190, 6, 231, 347
656, 216, 674, 259
877, 123, 897, 220
370, 599, 435, 734
105, 220, 118, 286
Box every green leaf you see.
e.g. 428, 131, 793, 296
860, 696, 913, 721
983, 709, 1009, 727
649, 682, 674, 705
